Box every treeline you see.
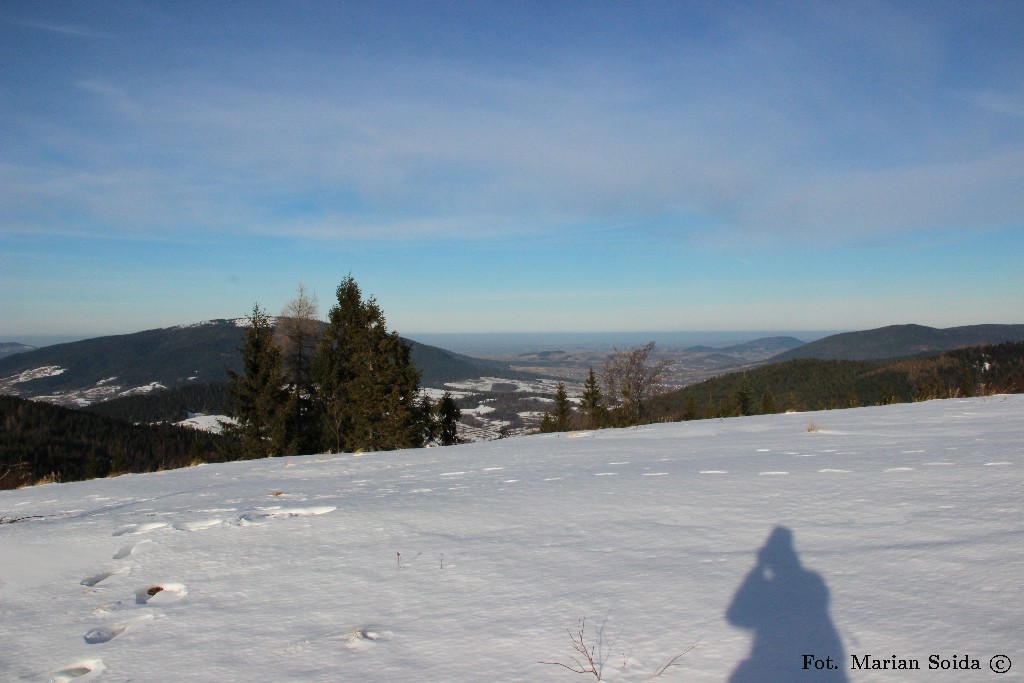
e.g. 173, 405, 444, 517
225, 276, 460, 459
534, 341, 1023, 433
0, 395, 226, 490
648, 341, 1024, 421
86, 382, 230, 424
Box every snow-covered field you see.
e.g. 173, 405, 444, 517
1, 396, 1021, 682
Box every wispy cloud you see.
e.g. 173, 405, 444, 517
4, 2, 1023, 253
959, 90, 1024, 120
10, 18, 112, 39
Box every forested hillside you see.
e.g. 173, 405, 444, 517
0, 320, 535, 408
86, 383, 230, 424
773, 323, 1024, 361
0, 395, 226, 490
649, 341, 1024, 421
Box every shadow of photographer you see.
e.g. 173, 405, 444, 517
727, 526, 847, 682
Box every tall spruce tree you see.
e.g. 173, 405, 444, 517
436, 391, 462, 446
540, 382, 573, 432
312, 276, 423, 453
579, 367, 607, 428
736, 374, 753, 416
417, 392, 438, 446
225, 304, 289, 459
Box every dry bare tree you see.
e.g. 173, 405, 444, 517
603, 341, 672, 424
276, 284, 321, 453
277, 283, 320, 387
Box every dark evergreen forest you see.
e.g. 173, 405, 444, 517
648, 341, 1024, 420
86, 382, 230, 423
1, 395, 226, 490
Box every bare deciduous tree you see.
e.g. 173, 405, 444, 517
603, 341, 672, 424
276, 284, 321, 454
277, 283, 320, 388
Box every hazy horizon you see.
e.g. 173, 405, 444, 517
4, 327, 845, 355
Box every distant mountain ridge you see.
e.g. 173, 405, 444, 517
0, 319, 534, 408
0, 342, 35, 359
685, 336, 805, 354
773, 324, 1024, 362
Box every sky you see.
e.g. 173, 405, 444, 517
2, 1, 1023, 342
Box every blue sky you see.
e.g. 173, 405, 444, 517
2, 1, 1023, 341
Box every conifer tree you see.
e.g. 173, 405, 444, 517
417, 392, 438, 445
312, 277, 362, 453
540, 382, 573, 432
736, 374, 753, 416
436, 391, 462, 446
683, 395, 699, 421
312, 276, 423, 453
579, 367, 607, 428
225, 304, 289, 459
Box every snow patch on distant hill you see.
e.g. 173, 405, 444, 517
119, 382, 167, 396
2, 371, 173, 409
1, 365, 65, 384
174, 317, 279, 330
445, 376, 563, 394
175, 414, 234, 434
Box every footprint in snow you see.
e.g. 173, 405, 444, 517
135, 582, 187, 605
237, 506, 336, 525
83, 614, 153, 644
81, 568, 127, 587
172, 518, 224, 532
83, 624, 127, 645
33, 659, 105, 682
111, 522, 168, 537
343, 626, 392, 652
112, 539, 154, 560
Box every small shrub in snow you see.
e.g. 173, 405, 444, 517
539, 618, 603, 680
540, 618, 694, 680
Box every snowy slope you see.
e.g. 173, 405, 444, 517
1, 396, 1021, 682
